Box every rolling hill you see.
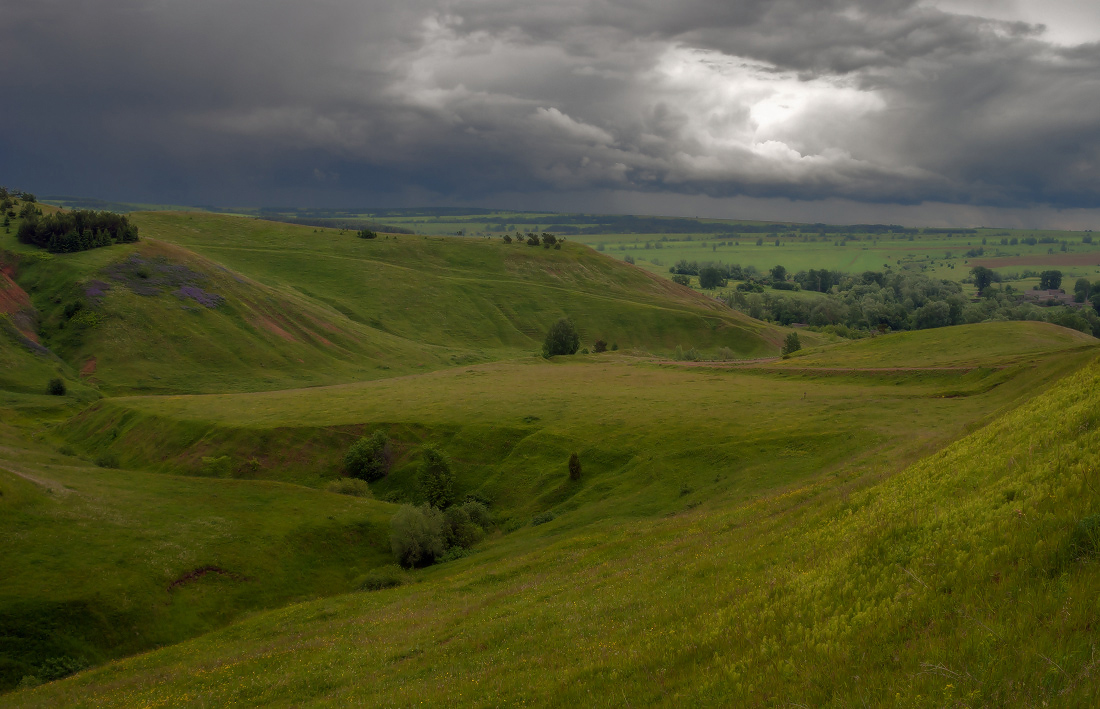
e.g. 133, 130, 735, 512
2, 206, 1100, 705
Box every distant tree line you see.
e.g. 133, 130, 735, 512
721, 266, 1100, 338
17, 210, 139, 253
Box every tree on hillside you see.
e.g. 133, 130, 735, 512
592, 339, 608, 353
543, 318, 580, 357
417, 446, 455, 508
781, 332, 801, 356
390, 504, 446, 567
541, 233, 557, 247
971, 266, 995, 293
344, 431, 393, 481
568, 452, 582, 481
1039, 270, 1063, 290
357, 229, 377, 239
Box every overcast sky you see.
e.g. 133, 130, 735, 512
3, 0, 1099, 227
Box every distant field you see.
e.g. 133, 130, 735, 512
263, 208, 1100, 290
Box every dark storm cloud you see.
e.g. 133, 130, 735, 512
2, 0, 1099, 216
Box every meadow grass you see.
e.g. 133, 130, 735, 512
0, 417, 397, 691
10, 351, 1100, 707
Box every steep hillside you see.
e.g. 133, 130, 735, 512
9, 350, 1100, 706
128, 212, 785, 358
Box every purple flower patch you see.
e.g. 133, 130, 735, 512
84, 280, 111, 301
174, 285, 224, 308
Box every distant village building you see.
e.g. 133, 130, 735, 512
1020, 289, 1081, 307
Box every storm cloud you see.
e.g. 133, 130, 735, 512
2, 0, 1099, 224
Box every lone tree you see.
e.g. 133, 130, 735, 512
46, 378, 66, 396
698, 266, 727, 289
592, 339, 608, 353
971, 266, 995, 294
543, 318, 580, 357
344, 431, 393, 481
417, 445, 455, 508
1039, 270, 1063, 290
568, 452, 582, 481
782, 332, 801, 356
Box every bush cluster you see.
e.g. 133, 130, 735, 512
344, 431, 393, 482
389, 499, 494, 567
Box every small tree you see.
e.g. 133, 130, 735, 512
568, 452, 581, 481
390, 504, 446, 567
971, 266, 995, 293
46, 378, 66, 396
1039, 270, 1063, 290
698, 266, 727, 289
344, 431, 393, 481
1074, 278, 1091, 303
671, 274, 690, 286
782, 332, 801, 356
417, 445, 455, 508
543, 318, 580, 357
592, 339, 607, 353
541, 233, 557, 247
502, 234, 512, 244
357, 229, 377, 239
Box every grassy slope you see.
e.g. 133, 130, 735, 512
780, 321, 1096, 368
57, 326, 1095, 499
128, 212, 786, 359
9, 352, 1100, 706
0, 410, 398, 690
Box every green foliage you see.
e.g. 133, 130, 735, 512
971, 265, 995, 292
94, 452, 119, 469
568, 452, 581, 481
671, 274, 690, 286
200, 455, 232, 477
46, 378, 66, 396
357, 229, 378, 239
389, 504, 446, 567
592, 339, 607, 353
325, 478, 373, 497
417, 446, 455, 508
531, 510, 556, 526
344, 431, 393, 482
17, 210, 138, 253
542, 317, 580, 357
1039, 269, 1063, 290
356, 565, 407, 591
781, 332, 801, 356
698, 266, 727, 289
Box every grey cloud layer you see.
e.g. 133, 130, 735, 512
2, 0, 1099, 211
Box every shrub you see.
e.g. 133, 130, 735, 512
357, 564, 407, 591
461, 500, 493, 529
782, 332, 801, 356
390, 504, 446, 567
443, 506, 484, 549
344, 431, 393, 481
200, 455, 233, 477
671, 274, 690, 286
46, 378, 66, 396
717, 346, 734, 361
611, 343, 619, 351
326, 478, 373, 497
95, 452, 120, 469
357, 229, 377, 239
593, 339, 607, 353
624, 254, 635, 264
532, 510, 556, 526
417, 445, 455, 508
568, 452, 581, 481
502, 234, 512, 244
542, 317, 580, 357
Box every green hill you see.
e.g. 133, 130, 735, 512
9, 341, 1100, 706
4, 205, 1100, 705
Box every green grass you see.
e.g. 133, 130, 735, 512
4, 204, 1100, 705
0, 417, 397, 692
10, 349, 1100, 706
127, 212, 783, 359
